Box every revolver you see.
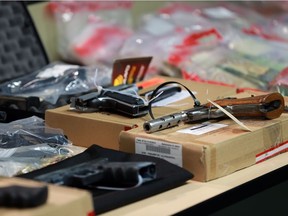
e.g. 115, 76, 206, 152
143, 92, 285, 133
70, 87, 149, 117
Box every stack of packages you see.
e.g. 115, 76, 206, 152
44, 1, 288, 93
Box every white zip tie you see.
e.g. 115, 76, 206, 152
207, 99, 252, 132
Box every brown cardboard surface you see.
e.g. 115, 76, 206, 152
119, 92, 288, 181
45, 76, 236, 150
0, 177, 94, 216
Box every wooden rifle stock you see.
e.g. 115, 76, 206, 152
143, 92, 285, 133
205, 92, 285, 119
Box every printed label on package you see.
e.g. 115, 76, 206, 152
135, 137, 182, 167
177, 123, 228, 135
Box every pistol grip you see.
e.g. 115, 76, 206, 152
0, 185, 48, 208
259, 92, 285, 119
208, 92, 285, 119
101, 162, 156, 187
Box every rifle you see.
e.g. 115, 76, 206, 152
34, 158, 156, 189
143, 92, 285, 133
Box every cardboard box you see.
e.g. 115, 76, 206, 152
119, 92, 288, 182
0, 177, 94, 216
45, 76, 236, 149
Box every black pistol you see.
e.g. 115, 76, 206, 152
70, 87, 149, 117
34, 158, 156, 189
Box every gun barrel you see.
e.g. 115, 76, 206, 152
143, 112, 188, 133
143, 92, 285, 133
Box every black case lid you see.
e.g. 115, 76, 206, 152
0, 1, 49, 84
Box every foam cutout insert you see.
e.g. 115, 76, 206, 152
0, 1, 48, 83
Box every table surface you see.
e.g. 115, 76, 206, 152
102, 151, 288, 216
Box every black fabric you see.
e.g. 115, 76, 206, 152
19, 144, 193, 214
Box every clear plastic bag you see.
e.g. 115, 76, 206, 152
195, 3, 288, 47
243, 14, 288, 44
0, 116, 71, 148
180, 45, 267, 89
0, 116, 84, 176
238, 1, 288, 17
180, 29, 288, 90
0, 144, 84, 176
269, 67, 288, 96
119, 2, 229, 74
0, 62, 112, 105
189, 2, 267, 30
47, 1, 133, 65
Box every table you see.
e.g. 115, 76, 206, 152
102, 151, 288, 215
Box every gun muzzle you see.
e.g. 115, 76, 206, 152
143, 112, 188, 133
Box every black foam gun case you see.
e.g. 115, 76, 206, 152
0, 1, 49, 122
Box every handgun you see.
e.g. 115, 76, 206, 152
143, 92, 285, 133
70, 85, 182, 117
70, 87, 149, 117
34, 158, 156, 189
